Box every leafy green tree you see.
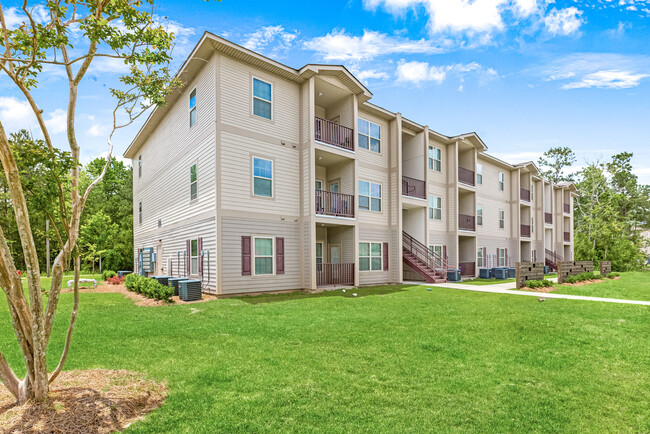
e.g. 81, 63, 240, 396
537, 147, 576, 183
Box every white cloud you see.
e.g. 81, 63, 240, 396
544, 7, 584, 35
2, 5, 49, 29
562, 70, 649, 89
396, 60, 497, 85
243, 25, 298, 55
0, 97, 34, 132
304, 29, 443, 62
44, 109, 67, 135
355, 69, 391, 82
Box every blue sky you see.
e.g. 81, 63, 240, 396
1, 0, 649, 180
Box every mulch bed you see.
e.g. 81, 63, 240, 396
522, 286, 556, 293
0, 370, 166, 433
64, 284, 218, 307
560, 279, 605, 287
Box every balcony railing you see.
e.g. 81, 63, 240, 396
564, 231, 571, 242
521, 224, 531, 238
544, 212, 552, 224
459, 214, 476, 231
520, 188, 530, 202
458, 166, 475, 186
314, 117, 354, 151
564, 203, 570, 214
317, 263, 354, 286
315, 190, 354, 218
459, 262, 476, 277
402, 175, 426, 199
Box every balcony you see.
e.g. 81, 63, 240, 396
459, 214, 476, 231
564, 231, 570, 242
564, 203, 570, 214
317, 263, 354, 286
459, 262, 476, 277
458, 166, 475, 186
314, 117, 354, 151
545, 212, 552, 224
521, 224, 531, 238
402, 176, 426, 199
315, 190, 354, 218
520, 188, 530, 202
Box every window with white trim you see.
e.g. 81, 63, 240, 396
315, 180, 323, 190
476, 163, 483, 184
498, 210, 505, 229
190, 163, 198, 200
138, 201, 142, 224
316, 242, 323, 264
358, 118, 381, 153
498, 248, 506, 267
359, 242, 382, 271
498, 171, 504, 191
253, 78, 272, 120
429, 195, 442, 220
477, 248, 484, 268
253, 236, 274, 275
253, 157, 273, 197
138, 155, 142, 178
189, 88, 197, 127
429, 245, 443, 267
477, 205, 483, 226
190, 239, 199, 275
359, 180, 381, 211
428, 146, 442, 171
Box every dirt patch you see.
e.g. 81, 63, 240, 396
561, 279, 604, 287
63, 284, 218, 306
522, 286, 556, 293
0, 369, 166, 433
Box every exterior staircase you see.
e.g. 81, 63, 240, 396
545, 249, 563, 271
402, 231, 447, 283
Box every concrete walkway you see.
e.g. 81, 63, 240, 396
432, 278, 650, 306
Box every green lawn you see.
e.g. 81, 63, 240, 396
1, 278, 649, 431
461, 273, 557, 286
554, 272, 650, 301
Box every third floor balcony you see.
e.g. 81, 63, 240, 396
402, 176, 426, 199
520, 188, 530, 202
459, 214, 476, 231
458, 166, 475, 187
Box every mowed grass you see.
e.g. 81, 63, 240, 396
554, 271, 650, 301
460, 273, 557, 286
0, 278, 649, 432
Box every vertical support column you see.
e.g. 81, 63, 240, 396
299, 78, 317, 291
452, 141, 459, 270
394, 114, 403, 284
514, 168, 521, 264
352, 94, 360, 288
214, 53, 223, 295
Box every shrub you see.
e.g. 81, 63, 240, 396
565, 275, 578, 284
525, 279, 554, 289
124, 275, 172, 301
606, 272, 620, 279
124, 273, 140, 291
102, 270, 117, 281
106, 276, 124, 285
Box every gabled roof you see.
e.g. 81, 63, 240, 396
451, 132, 488, 152
514, 161, 541, 175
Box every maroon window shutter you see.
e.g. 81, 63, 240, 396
186, 240, 191, 275
198, 237, 203, 275
242, 236, 251, 276
505, 248, 508, 267
276, 237, 285, 275
483, 247, 487, 267
383, 242, 389, 271
443, 245, 447, 267
496, 248, 499, 267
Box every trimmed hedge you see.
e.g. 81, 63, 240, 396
525, 279, 554, 289
124, 274, 173, 301
606, 272, 620, 279
102, 270, 117, 281
565, 271, 601, 284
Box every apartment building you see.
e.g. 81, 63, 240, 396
124, 32, 576, 294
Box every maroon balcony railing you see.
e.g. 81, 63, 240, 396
564, 231, 571, 242
315, 190, 354, 218
402, 175, 426, 199
521, 224, 531, 237
314, 117, 354, 151
564, 203, 570, 213
316, 263, 354, 286
544, 212, 552, 224
458, 166, 475, 186
520, 188, 530, 202
459, 262, 476, 277
402, 231, 448, 274
459, 214, 476, 231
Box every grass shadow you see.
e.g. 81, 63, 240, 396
238, 284, 419, 305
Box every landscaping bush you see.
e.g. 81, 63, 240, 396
606, 272, 620, 279
123, 274, 172, 301
525, 279, 554, 289
102, 270, 117, 281
124, 273, 140, 291
106, 276, 124, 285
564, 271, 602, 284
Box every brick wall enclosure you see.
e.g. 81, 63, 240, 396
515, 262, 546, 289
558, 261, 594, 284
600, 261, 612, 276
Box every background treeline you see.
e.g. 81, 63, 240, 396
539, 147, 650, 271
0, 130, 133, 274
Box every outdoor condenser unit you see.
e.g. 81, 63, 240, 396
167, 277, 189, 296
179, 280, 202, 302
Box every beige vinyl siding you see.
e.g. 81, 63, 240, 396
427, 182, 447, 227
326, 226, 354, 263
475, 235, 518, 268
358, 166, 389, 226
220, 56, 300, 143
357, 109, 389, 167
427, 138, 448, 183
358, 227, 390, 286
221, 217, 302, 294
428, 230, 455, 268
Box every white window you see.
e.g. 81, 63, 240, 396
358, 118, 381, 153
428, 146, 442, 171
429, 195, 442, 220
315, 180, 323, 190
316, 242, 323, 264
476, 163, 483, 184
189, 88, 197, 127
253, 236, 274, 275
253, 157, 273, 197
190, 163, 198, 200
359, 242, 382, 271
359, 180, 381, 212
138, 155, 142, 178
498, 172, 504, 191
429, 245, 443, 267
498, 248, 506, 267
253, 78, 272, 120
477, 248, 484, 268
138, 201, 142, 224
190, 239, 199, 275
477, 206, 483, 226
499, 210, 505, 229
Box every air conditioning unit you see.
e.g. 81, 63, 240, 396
167, 278, 189, 296
179, 280, 202, 301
